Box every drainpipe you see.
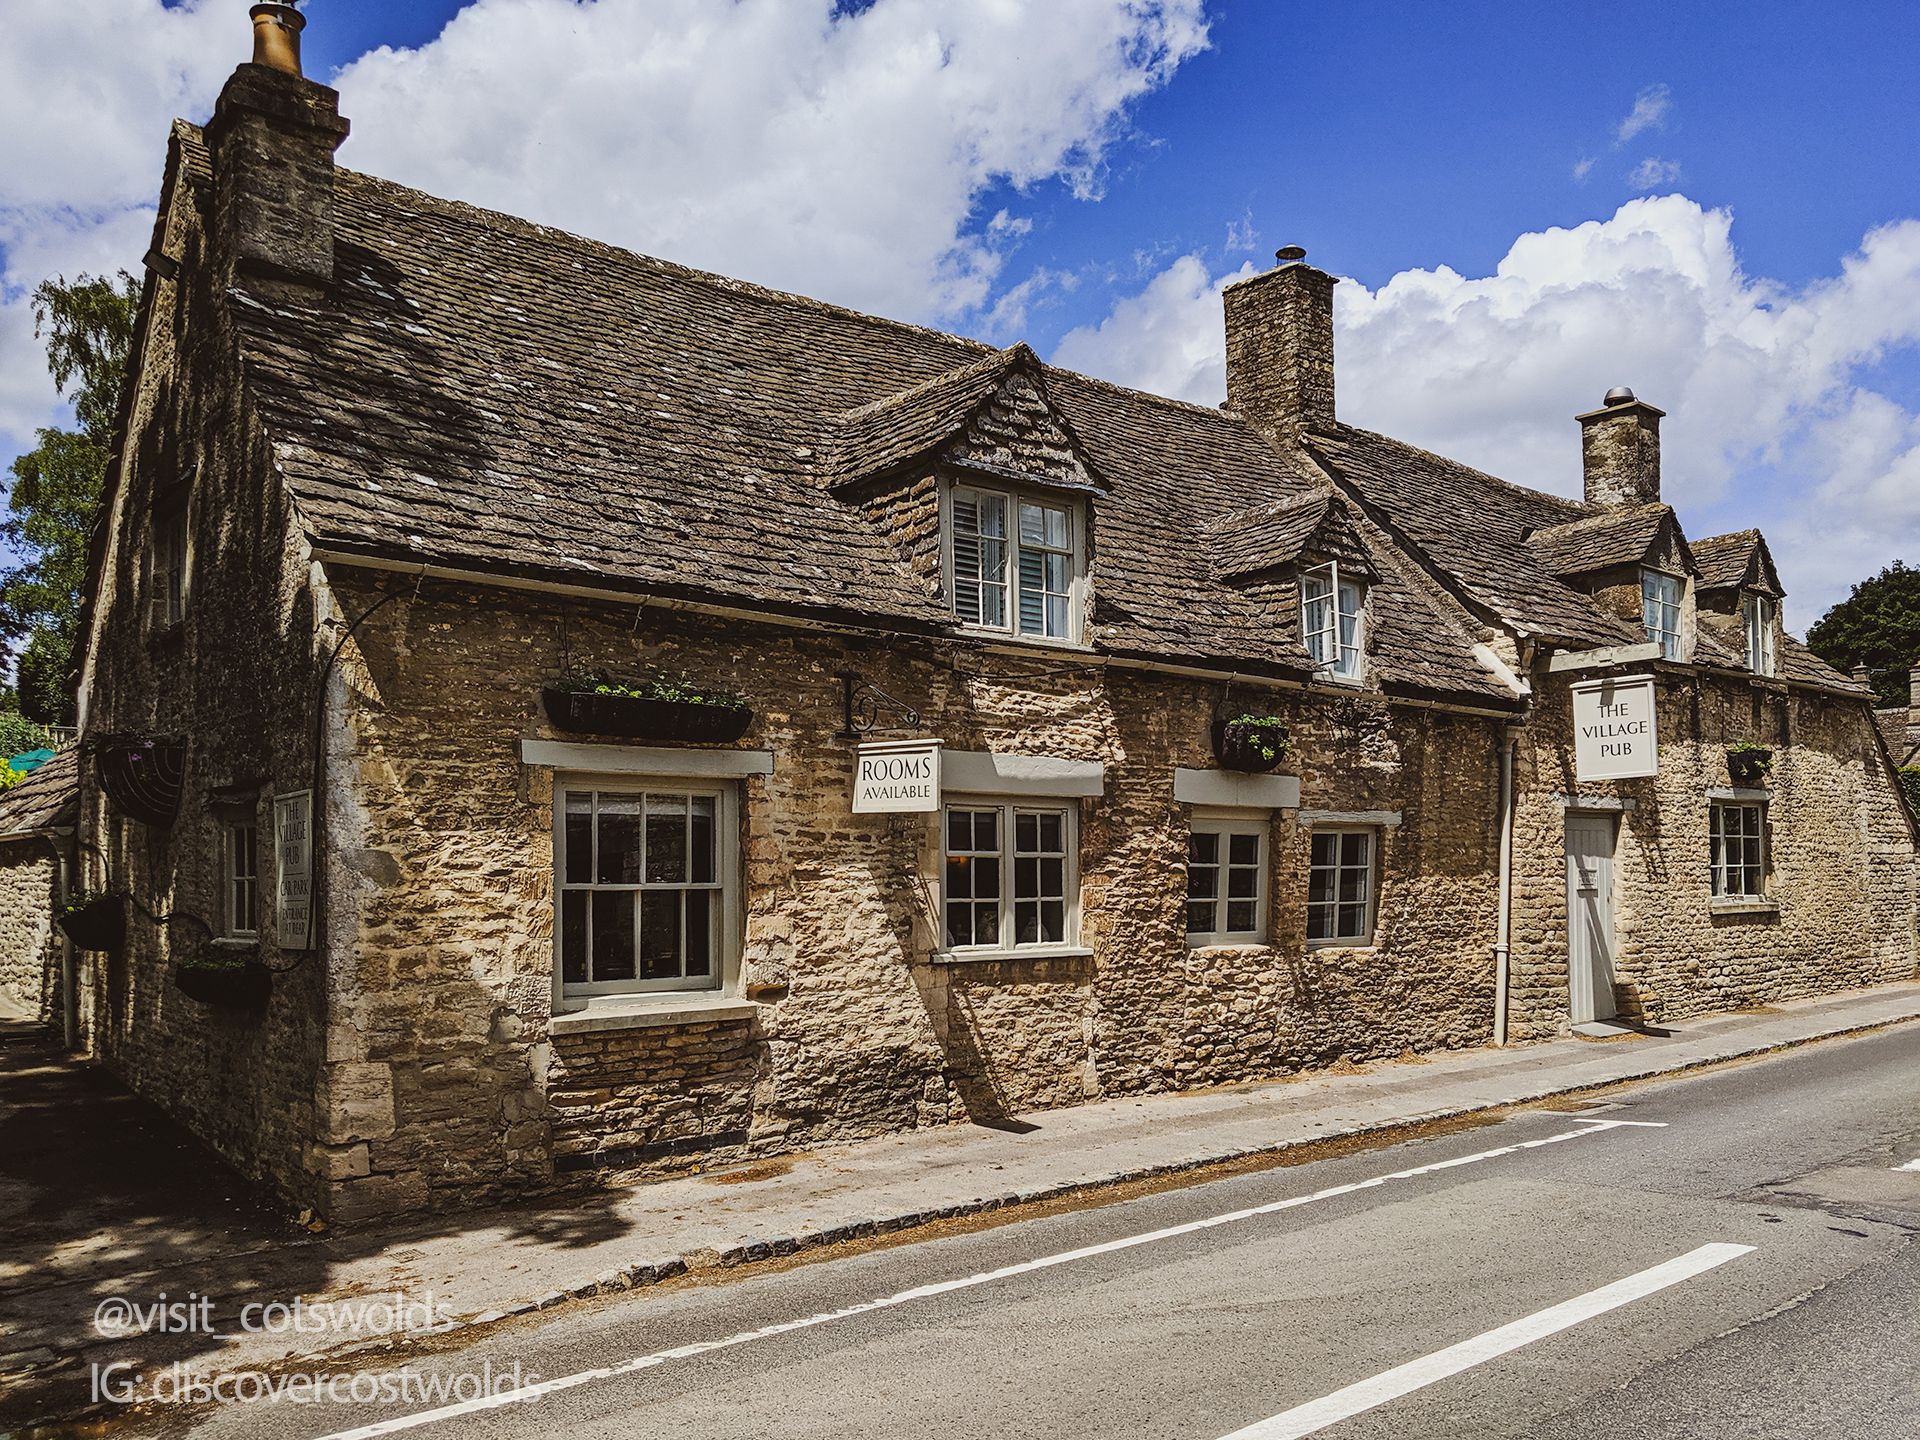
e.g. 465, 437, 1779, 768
1493, 726, 1520, 1047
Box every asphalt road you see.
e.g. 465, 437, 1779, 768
111, 1023, 1920, 1440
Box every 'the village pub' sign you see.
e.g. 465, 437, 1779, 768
1570, 674, 1659, 781
852, 739, 942, 813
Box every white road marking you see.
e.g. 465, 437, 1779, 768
314, 1117, 1659, 1440
1894, 1157, 1920, 1172
1217, 1241, 1755, 1440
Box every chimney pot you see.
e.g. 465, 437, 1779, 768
250, 4, 306, 78
1852, 664, 1872, 685
1223, 253, 1337, 438
1577, 388, 1665, 509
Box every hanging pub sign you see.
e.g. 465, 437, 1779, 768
275, 789, 315, 950
853, 739, 942, 813
1571, 674, 1659, 781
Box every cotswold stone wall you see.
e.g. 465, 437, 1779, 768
1505, 669, 1917, 1037
0, 842, 59, 1022
317, 573, 1511, 1217
73, 154, 330, 1212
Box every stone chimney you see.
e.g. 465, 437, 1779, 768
1223, 246, 1337, 438
204, 4, 350, 291
1909, 661, 1920, 725
1577, 387, 1665, 509
1852, 664, 1872, 687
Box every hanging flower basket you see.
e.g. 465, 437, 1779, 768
57, 891, 126, 952
173, 954, 272, 1010
543, 679, 753, 743
95, 734, 186, 824
1210, 715, 1291, 774
1727, 745, 1773, 785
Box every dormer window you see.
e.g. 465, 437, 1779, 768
1302, 560, 1364, 679
948, 483, 1081, 641
1641, 569, 1683, 660
1742, 592, 1776, 676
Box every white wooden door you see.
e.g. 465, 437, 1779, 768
1564, 813, 1618, 1026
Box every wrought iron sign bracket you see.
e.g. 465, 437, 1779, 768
836, 671, 923, 738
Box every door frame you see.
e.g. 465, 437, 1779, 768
1563, 810, 1619, 1026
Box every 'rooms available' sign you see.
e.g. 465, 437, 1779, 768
853, 739, 942, 813
1571, 674, 1659, 781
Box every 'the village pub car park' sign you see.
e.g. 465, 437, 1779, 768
853, 739, 942, 813
1570, 674, 1660, 781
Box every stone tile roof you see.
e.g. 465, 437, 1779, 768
1208, 494, 1335, 581
826, 344, 1104, 495
168, 129, 1514, 703
1690, 530, 1783, 595
0, 748, 79, 838
1526, 503, 1680, 578
1310, 427, 1636, 650
167, 123, 1858, 707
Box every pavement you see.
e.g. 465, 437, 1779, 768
3, 979, 1919, 1430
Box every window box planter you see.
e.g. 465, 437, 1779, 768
542, 684, 752, 743
1210, 716, 1291, 774
1727, 746, 1773, 786
173, 955, 272, 1010
95, 734, 186, 824
57, 892, 126, 952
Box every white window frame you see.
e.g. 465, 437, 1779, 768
1306, 825, 1377, 947
1741, 591, 1776, 676
943, 481, 1085, 643
1710, 800, 1768, 899
1301, 560, 1365, 680
1641, 568, 1684, 661
149, 506, 188, 630
1186, 810, 1269, 946
222, 819, 259, 939
940, 796, 1079, 954
553, 777, 740, 998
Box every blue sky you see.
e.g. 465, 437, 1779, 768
4, 0, 1918, 629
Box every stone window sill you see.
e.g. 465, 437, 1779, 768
547, 994, 759, 1035
929, 945, 1095, 966
1710, 897, 1779, 918
208, 935, 259, 957
1186, 939, 1270, 953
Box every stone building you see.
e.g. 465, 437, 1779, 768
1874, 666, 1920, 767
0, 749, 78, 1028
68, 8, 1916, 1220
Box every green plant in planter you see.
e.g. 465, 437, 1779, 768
1224, 715, 1291, 764
1727, 740, 1774, 781
562, 672, 748, 711
176, 948, 254, 975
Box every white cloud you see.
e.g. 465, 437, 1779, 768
1224, 212, 1257, 253
334, 0, 1209, 323
1052, 196, 1920, 629
1629, 156, 1682, 190
0, 0, 1208, 451
1616, 83, 1672, 144
1572, 156, 1595, 182
0, 0, 233, 449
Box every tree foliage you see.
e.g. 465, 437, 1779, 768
1, 272, 141, 723
1806, 560, 1920, 709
